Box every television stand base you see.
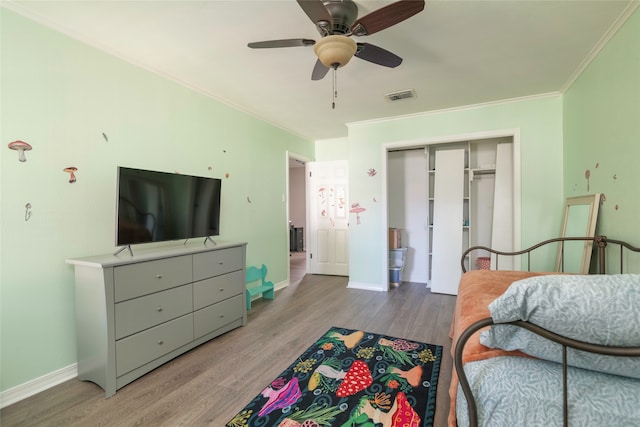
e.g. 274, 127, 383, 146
183, 236, 217, 246
113, 245, 133, 257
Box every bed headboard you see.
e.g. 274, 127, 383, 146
461, 235, 640, 274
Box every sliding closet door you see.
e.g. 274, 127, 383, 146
491, 142, 514, 269
431, 149, 465, 295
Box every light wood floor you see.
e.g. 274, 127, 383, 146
1, 258, 456, 427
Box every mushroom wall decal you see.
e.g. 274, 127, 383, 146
349, 202, 366, 225
63, 167, 78, 183
585, 169, 591, 191
7, 140, 32, 162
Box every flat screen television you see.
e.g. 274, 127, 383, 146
116, 167, 221, 246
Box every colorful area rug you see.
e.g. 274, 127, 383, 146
226, 327, 443, 427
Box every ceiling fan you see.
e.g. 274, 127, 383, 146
248, 0, 426, 81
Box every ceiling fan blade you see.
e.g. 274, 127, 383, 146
248, 39, 315, 49
355, 43, 402, 68
297, 0, 333, 27
351, 0, 425, 36
311, 59, 330, 80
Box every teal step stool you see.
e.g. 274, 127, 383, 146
245, 264, 275, 310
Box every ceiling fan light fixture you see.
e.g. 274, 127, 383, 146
313, 35, 357, 68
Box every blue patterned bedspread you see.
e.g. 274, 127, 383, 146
456, 356, 640, 426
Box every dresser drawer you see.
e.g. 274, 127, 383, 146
115, 284, 193, 340
194, 294, 243, 339
193, 270, 244, 310
193, 246, 243, 281
116, 314, 193, 376
114, 256, 192, 302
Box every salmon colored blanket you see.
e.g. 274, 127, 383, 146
448, 270, 557, 426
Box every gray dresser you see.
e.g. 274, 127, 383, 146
66, 241, 247, 397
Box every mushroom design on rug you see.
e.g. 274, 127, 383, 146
226, 327, 442, 427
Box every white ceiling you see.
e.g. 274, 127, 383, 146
4, 0, 638, 141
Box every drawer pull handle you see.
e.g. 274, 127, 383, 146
158, 340, 164, 345
219, 288, 224, 292
219, 314, 224, 318
156, 274, 163, 279
218, 261, 224, 265
157, 307, 163, 312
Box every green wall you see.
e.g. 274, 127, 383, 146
0, 9, 313, 392
563, 7, 640, 273
315, 137, 349, 161
344, 96, 565, 289
2, 3, 638, 399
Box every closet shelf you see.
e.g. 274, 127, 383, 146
471, 168, 496, 176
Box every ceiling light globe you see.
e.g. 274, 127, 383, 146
313, 35, 357, 68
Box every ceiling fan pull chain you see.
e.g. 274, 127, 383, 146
332, 65, 338, 109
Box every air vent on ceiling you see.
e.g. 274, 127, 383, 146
385, 89, 416, 102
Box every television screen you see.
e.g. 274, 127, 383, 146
116, 167, 221, 246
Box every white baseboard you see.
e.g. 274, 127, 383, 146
274, 280, 289, 291
347, 281, 387, 291
0, 364, 77, 409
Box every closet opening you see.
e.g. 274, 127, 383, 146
385, 132, 520, 294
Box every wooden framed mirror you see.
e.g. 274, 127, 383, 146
555, 194, 601, 274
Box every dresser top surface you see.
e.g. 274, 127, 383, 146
66, 241, 247, 268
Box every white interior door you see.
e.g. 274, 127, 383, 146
431, 149, 465, 294
307, 161, 349, 276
